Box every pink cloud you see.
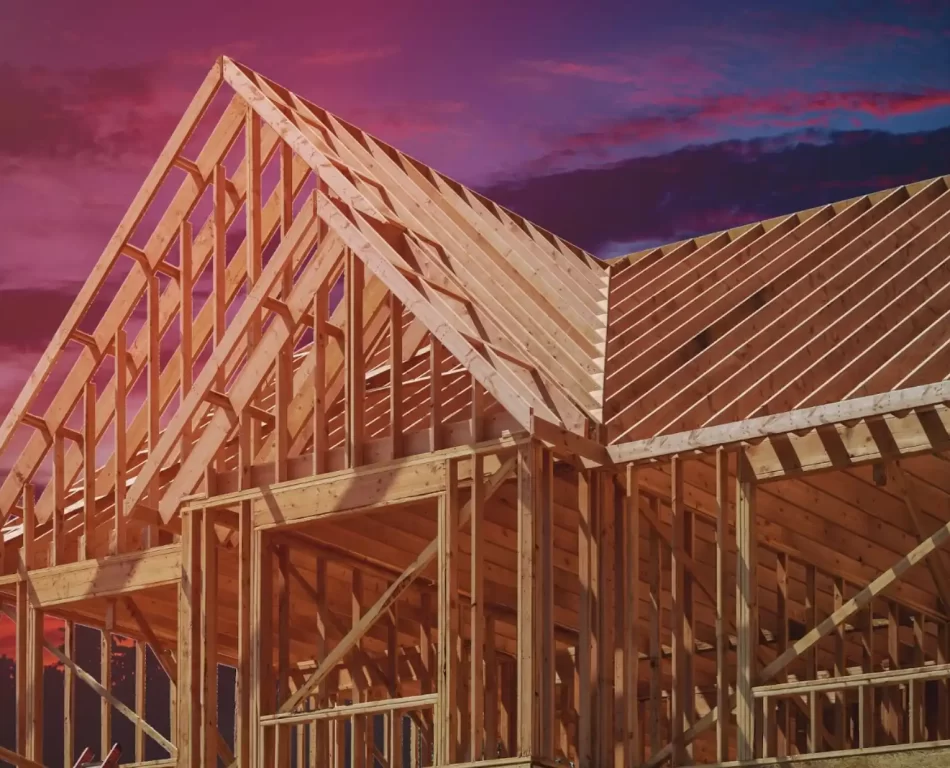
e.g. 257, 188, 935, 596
702, 16, 928, 64
521, 50, 724, 97
679, 88, 950, 122
347, 99, 470, 142
167, 40, 260, 68
541, 87, 950, 165
527, 59, 640, 85
299, 45, 401, 68
0, 62, 193, 164
560, 114, 713, 151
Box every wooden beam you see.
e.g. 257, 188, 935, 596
134, 640, 146, 762
112, 329, 126, 554
52, 432, 65, 564
806, 565, 818, 753
833, 577, 847, 748
246, 106, 263, 455
485, 613, 498, 757
22, 485, 35, 570
237, 417, 253, 767
274, 272, 291, 485
201, 509, 219, 768
470, 451, 485, 759
470, 376, 484, 444
276, 544, 292, 768
748, 405, 950, 481
346, 248, 366, 468
261, 694, 438, 727
736, 457, 757, 761
598, 473, 614, 767
516, 442, 539, 757
251, 457, 447, 529
15, 575, 28, 756
715, 448, 729, 763
671, 455, 689, 764
179, 220, 194, 465
212, 160, 227, 470
576, 468, 594, 768
147, 272, 161, 519
389, 293, 404, 459
387, 605, 403, 766
0, 746, 45, 768
26, 544, 181, 607
351, 567, 367, 768
430, 338, 443, 453
624, 465, 641, 767
313, 555, 330, 765
64, 620, 76, 768
647, 497, 660, 757
178, 510, 200, 767
84, 380, 98, 559
608, 379, 950, 465
437, 458, 460, 764
191, 434, 528, 510
540, 448, 555, 760
313, 278, 329, 474
532, 413, 612, 468
250, 528, 273, 767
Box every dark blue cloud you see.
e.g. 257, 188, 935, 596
481, 125, 950, 256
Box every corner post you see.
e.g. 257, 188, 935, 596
517, 440, 544, 758
178, 507, 202, 767
736, 452, 759, 760
437, 457, 460, 764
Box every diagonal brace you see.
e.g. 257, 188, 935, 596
0, 745, 44, 768
0, 605, 176, 756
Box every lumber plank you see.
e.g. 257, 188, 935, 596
608, 379, 950, 465
252, 458, 446, 529
27, 544, 181, 607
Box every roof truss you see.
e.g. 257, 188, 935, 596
0, 56, 609, 535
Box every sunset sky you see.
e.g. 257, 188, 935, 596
0, 0, 947, 700
0, 1, 948, 468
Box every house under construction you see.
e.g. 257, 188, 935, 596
2, 56, 950, 768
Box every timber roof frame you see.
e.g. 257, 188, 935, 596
1, 55, 950, 768
0, 54, 947, 539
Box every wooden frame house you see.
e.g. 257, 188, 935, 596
2, 56, 950, 768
